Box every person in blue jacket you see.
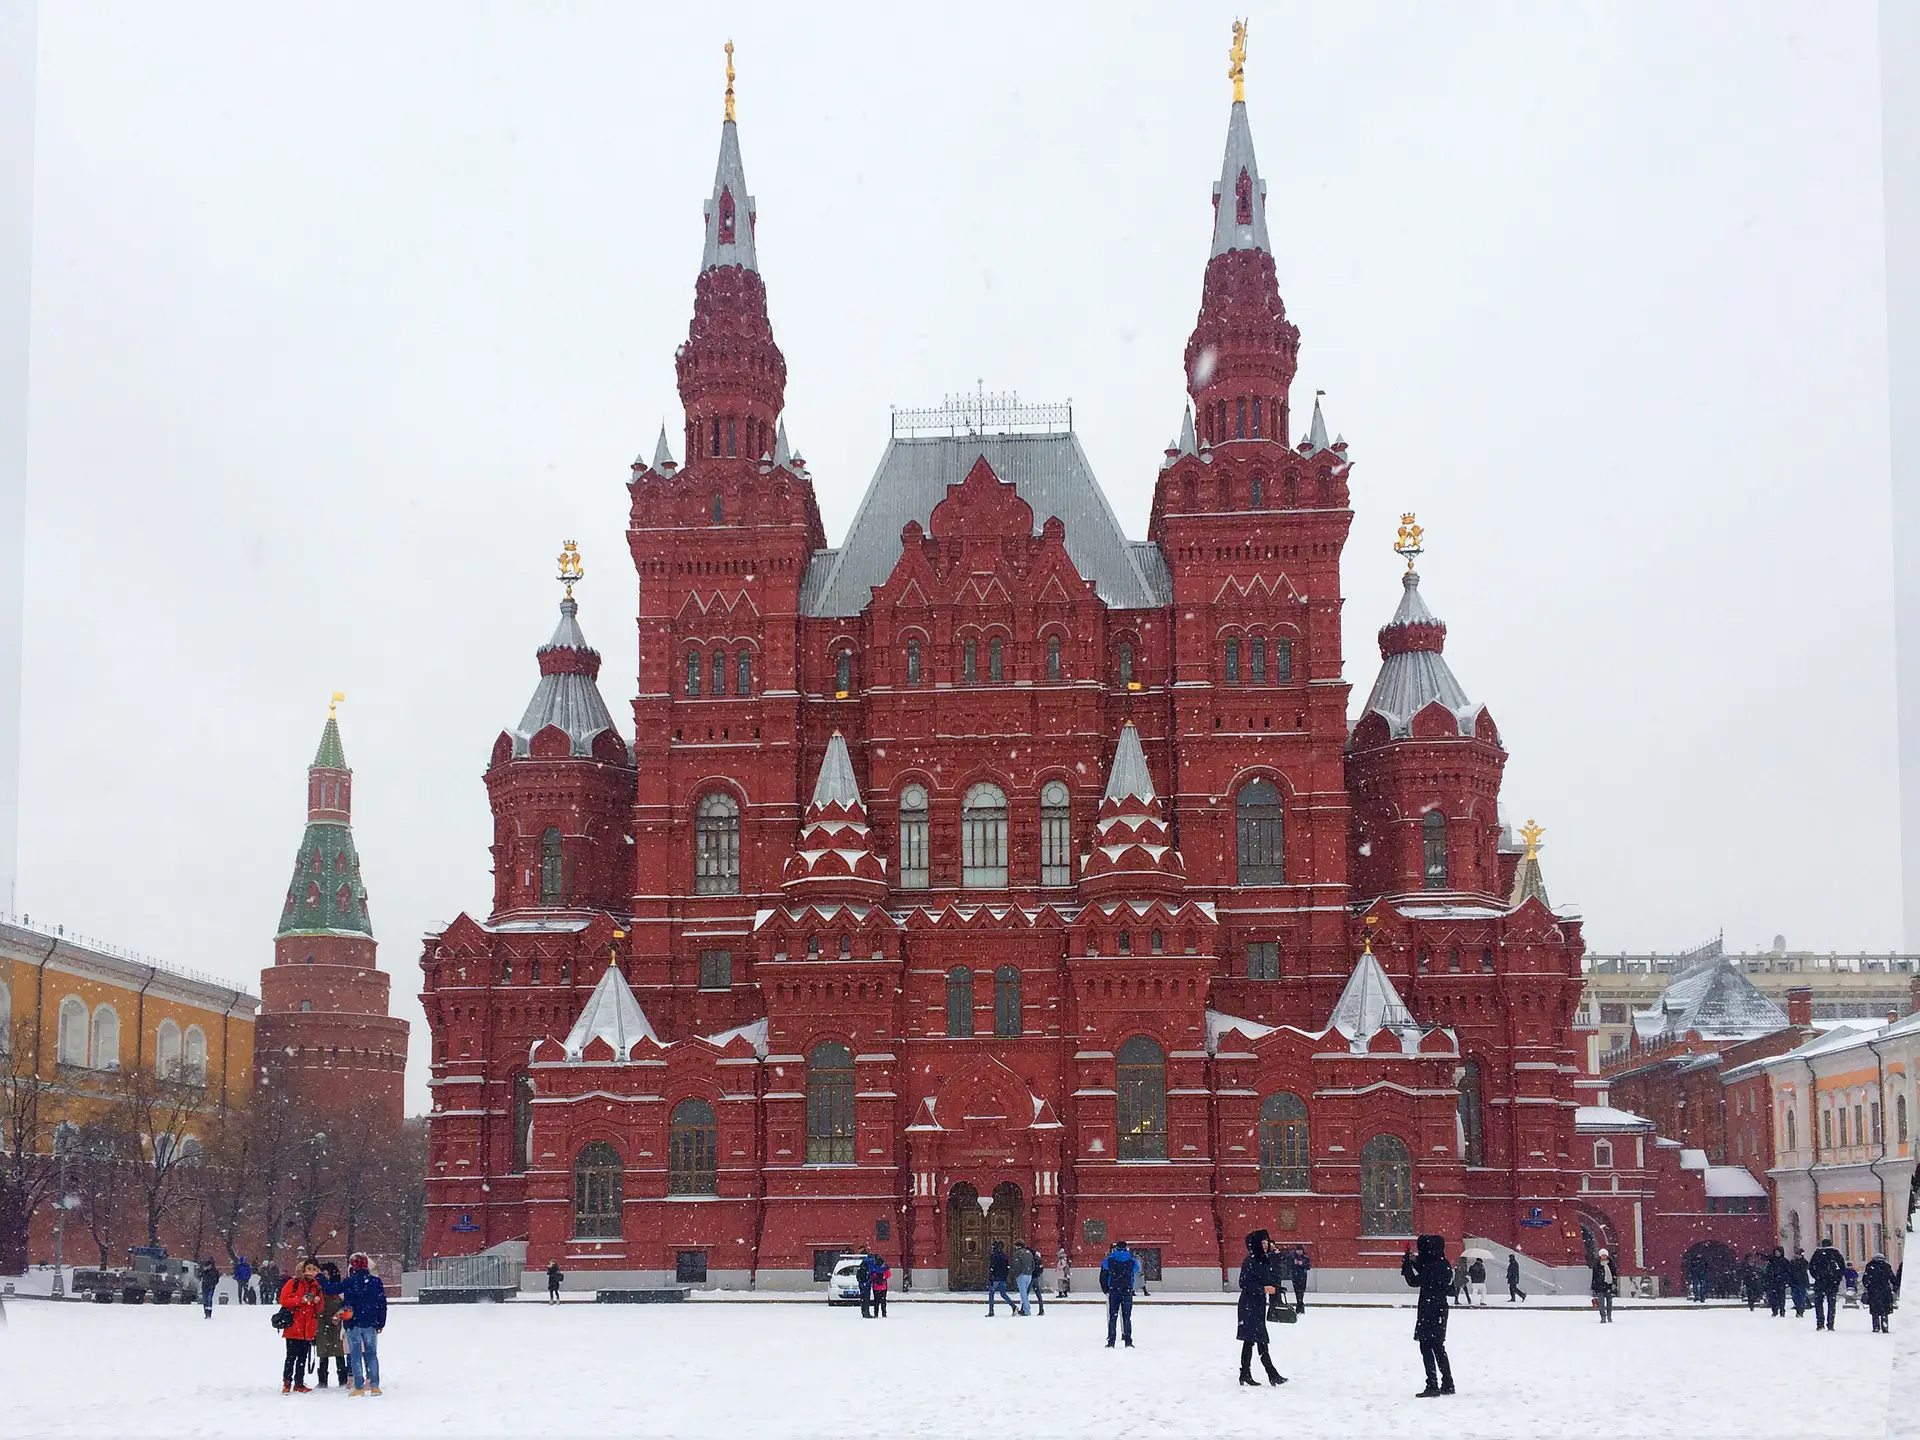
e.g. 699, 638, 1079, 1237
1101, 1241, 1139, 1348
233, 1256, 253, 1304
339, 1252, 388, 1395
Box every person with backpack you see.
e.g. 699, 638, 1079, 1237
197, 1258, 220, 1318
340, 1251, 388, 1395
274, 1259, 325, 1394
1809, 1241, 1844, 1329
856, 1245, 875, 1318
1590, 1247, 1618, 1324
1467, 1256, 1488, 1306
1101, 1241, 1139, 1348
546, 1261, 563, 1303
1401, 1235, 1455, 1397
869, 1253, 890, 1318
1236, 1229, 1286, 1388
1506, 1253, 1527, 1303
1289, 1248, 1310, 1312
1029, 1244, 1046, 1315
986, 1242, 1016, 1317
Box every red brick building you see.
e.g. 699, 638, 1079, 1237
420, 62, 1589, 1291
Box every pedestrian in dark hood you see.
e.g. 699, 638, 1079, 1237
986, 1242, 1016, 1317
1401, 1235, 1455, 1397
1864, 1254, 1898, 1332
1235, 1230, 1287, 1388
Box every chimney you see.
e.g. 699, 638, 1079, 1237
1785, 986, 1813, 1028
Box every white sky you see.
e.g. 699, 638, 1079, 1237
14, 3, 1895, 1113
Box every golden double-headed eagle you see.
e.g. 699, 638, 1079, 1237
558, 540, 583, 597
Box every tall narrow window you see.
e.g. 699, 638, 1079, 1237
541, 827, 564, 904
57, 997, 87, 1066
711, 417, 721, 458
1786, 1109, 1797, 1151
1235, 165, 1253, 225
988, 637, 1004, 683
687, 651, 703, 696
736, 650, 752, 696
1236, 396, 1247, 439
1899, 1094, 1908, 1143
512, 1072, 534, 1173
805, 1043, 855, 1164
906, 639, 922, 686
668, 1099, 719, 1194
91, 1006, 120, 1070
1117, 643, 1134, 688
573, 1142, 623, 1237
1458, 1060, 1485, 1165
155, 1020, 181, 1079
1116, 1036, 1167, 1161
707, 651, 722, 697
1250, 639, 1267, 683
1224, 639, 1240, 683
726, 417, 736, 458
711, 491, 724, 523
1275, 639, 1293, 683
898, 785, 930, 889
717, 185, 736, 243
994, 966, 1022, 1037
1046, 636, 1062, 682
1258, 1092, 1310, 1191
1040, 781, 1072, 886
183, 1026, 207, 1084
1235, 779, 1284, 885
963, 639, 978, 684
835, 650, 852, 697
962, 783, 1008, 887
1423, 811, 1448, 890
694, 792, 741, 895
947, 967, 976, 1037
1247, 941, 1279, 980
1360, 1134, 1413, 1235
1252, 398, 1263, 439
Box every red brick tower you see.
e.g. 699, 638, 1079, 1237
257, 703, 408, 1124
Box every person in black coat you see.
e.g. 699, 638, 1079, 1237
986, 1242, 1016, 1316
1808, 1241, 1845, 1330
1506, 1253, 1526, 1303
1788, 1249, 1812, 1316
1763, 1247, 1790, 1317
1289, 1248, 1310, 1312
1236, 1230, 1287, 1388
1864, 1254, 1899, 1333
1401, 1234, 1455, 1397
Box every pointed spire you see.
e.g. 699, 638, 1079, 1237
507, 554, 623, 759
313, 714, 346, 770
281, 709, 372, 938
1209, 84, 1271, 258
1508, 820, 1551, 909
1102, 722, 1157, 806
810, 731, 862, 811
652, 423, 675, 472
701, 44, 759, 275
782, 732, 886, 899
773, 418, 791, 468
1328, 933, 1418, 1042
1303, 392, 1329, 451
1081, 723, 1185, 899
562, 959, 658, 1061
1179, 406, 1197, 456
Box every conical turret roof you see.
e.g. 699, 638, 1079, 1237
313, 715, 346, 769
1328, 945, 1417, 1041
1354, 571, 1487, 742
563, 959, 658, 1060
509, 597, 625, 760
278, 712, 372, 938
1081, 723, 1184, 898
701, 119, 759, 274
1210, 101, 1271, 258
783, 732, 886, 899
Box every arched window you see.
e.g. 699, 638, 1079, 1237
906, 638, 922, 686
806, 1042, 855, 1164
988, 637, 1004, 683
669, 1098, 719, 1194
946, 967, 976, 1037
963, 639, 979, 684
1116, 1036, 1167, 1161
1360, 1134, 1414, 1235
1235, 779, 1284, 885
1457, 1061, 1484, 1166
1047, 635, 1062, 682
572, 1142, 623, 1237
686, 651, 702, 696
898, 785, 929, 889
1040, 781, 1072, 887
540, 827, 564, 904
994, 966, 1022, 1037
835, 650, 853, 697
1423, 811, 1448, 890
694, 792, 741, 895
1275, 639, 1294, 683
1224, 638, 1240, 683
90, 1005, 120, 1071
735, 650, 752, 696
511, 1072, 534, 1173
1258, 1092, 1310, 1191
1117, 642, 1135, 688
962, 783, 1009, 888
1594, 1139, 1614, 1169
1251, 474, 1265, 508
1250, 638, 1267, 683
155, 1020, 181, 1079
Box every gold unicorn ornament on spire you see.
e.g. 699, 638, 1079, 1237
1229, 19, 1249, 103
724, 40, 736, 123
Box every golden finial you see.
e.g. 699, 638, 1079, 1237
328, 690, 344, 718
557, 540, 583, 599
1520, 819, 1545, 860
724, 40, 736, 123
1229, 19, 1249, 104
1362, 912, 1378, 956
1394, 512, 1425, 574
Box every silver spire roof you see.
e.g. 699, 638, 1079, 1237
1210, 102, 1272, 258
1103, 722, 1156, 805
510, 599, 624, 759
1328, 948, 1417, 1040
1354, 573, 1485, 741
773, 418, 791, 468
563, 960, 658, 1059
701, 120, 759, 274
652, 424, 675, 470
1304, 394, 1329, 451
809, 731, 862, 810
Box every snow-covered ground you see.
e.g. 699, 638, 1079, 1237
0, 1293, 1897, 1438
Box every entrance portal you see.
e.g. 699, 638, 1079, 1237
946, 1181, 1026, 1290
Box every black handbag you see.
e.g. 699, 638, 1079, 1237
270, 1306, 294, 1330
1267, 1294, 1297, 1323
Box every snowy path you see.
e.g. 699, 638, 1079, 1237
0, 1295, 1895, 1438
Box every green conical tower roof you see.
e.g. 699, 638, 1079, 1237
277, 708, 373, 938
313, 714, 346, 769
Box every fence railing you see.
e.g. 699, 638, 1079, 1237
419, 1252, 523, 1292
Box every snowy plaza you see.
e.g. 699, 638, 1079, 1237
0, 1295, 1905, 1439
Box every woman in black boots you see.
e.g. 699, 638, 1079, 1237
1401, 1235, 1455, 1397
1236, 1229, 1287, 1387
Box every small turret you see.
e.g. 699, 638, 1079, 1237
781, 732, 887, 902
1079, 723, 1187, 900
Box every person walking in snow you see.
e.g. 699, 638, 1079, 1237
1235, 1229, 1287, 1388
986, 1242, 1016, 1317
339, 1251, 387, 1395
1741, 1254, 1763, 1310
1844, 1262, 1860, 1308
1808, 1239, 1844, 1329
275, 1260, 325, 1394
1467, 1257, 1488, 1306
1789, 1248, 1813, 1318
1506, 1253, 1526, 1303
1029, 1244, 1046, 1315
1865, 1254, 1898, 1333
233, 1255, 253, 1305
1590, 1248, 1617, 1323
1289, 1248, 1310, 1312
1402, 1235, 1455, 1397
1012, 1241, 1034, 1315
1057, 1245, 1070, 1299
1102, 1241, 1140, 1348
1451, 1252, 1471, 1308
1763, 1247, 1790, 1317
869, 1253, 890, 1318
198, 1258, 220, 1318
546, 1261, 563, 1303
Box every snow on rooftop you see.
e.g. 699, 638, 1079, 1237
1575, 1105, 1653, 1131
1704, 1166, 1767, 1199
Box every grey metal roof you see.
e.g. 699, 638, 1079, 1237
1354, 573, 1485, 740
1304, 394, 1329, 451
800, 433, 1170, 617
1211, 101, 1272, 258
1328, 949, 1417, 1039
700, 119, 758, 274
1635, 960, 1791, 1042
651, 424, 674, 470
510, 599, 624, 759
563, 960, 658, 1060
809, 732, 861, 809
1103, 723, 1156, 805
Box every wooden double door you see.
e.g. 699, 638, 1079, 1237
947, 1181, 1026, 1290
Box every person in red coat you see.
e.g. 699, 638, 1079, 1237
278, 1260, 325, 1394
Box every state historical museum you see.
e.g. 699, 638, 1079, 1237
421, 52, 1589, 1292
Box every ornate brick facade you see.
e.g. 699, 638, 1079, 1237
421, 72, 1589, 1291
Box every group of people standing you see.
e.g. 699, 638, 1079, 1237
1738, 1243, 1900, 1332
853, 1248, 894, 1317
982, 1240, 1045, 1316
269, 1253, 389, 1396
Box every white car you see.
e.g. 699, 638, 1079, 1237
826, 1254, 867, 1305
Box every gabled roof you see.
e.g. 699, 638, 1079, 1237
563, 962, 658, 1060
798, 434, 1169, 617
1635, 959, 1790, 1042
1328, 948, 1417, 1040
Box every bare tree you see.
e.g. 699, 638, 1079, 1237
70, 1122, 129, 1268
103, 1063, 208, 1247
0, 1010, 72, 1274
285, 1118, 335, 1261
246, 1088, 300, 1271
391, 1118, 430, 1269
195, 1102, 256, 1264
